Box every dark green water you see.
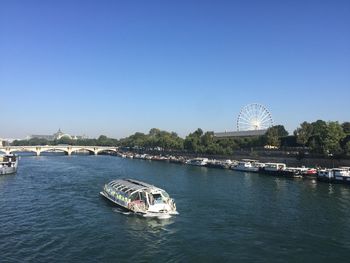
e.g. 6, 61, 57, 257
1, 155, 350, 262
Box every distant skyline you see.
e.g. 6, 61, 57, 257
1, 0, 349, 139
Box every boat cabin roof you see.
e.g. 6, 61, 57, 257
265, 162, 286, 166
107, 178, 165, 195
241, 159, 259, 162
318, 169, 332, 172
333, 168, 349, 171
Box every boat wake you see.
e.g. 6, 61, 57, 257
112, 208, 132, 215
143, 213, 171, 219
112, 207, 178, 219
143, 211, 179, 220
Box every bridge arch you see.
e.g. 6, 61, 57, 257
10, 148, 38, 155
39, 147, 69, 155
70, 147, 95, 155
95, 148, 118, 155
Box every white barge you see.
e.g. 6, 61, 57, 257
317, 169, 334, 182
0, 154, 18, 175
333, 167, 350, 184
186, 158, 208, 166
231, 159, 264, 173
100, 178, 178, 219
259, 163, 302, 178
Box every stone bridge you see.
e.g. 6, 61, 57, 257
0, 145, 118, 156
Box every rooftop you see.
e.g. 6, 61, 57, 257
108, 179, 163, 194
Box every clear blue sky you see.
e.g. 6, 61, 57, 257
1, 0, 349, 139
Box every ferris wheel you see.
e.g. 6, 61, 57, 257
237, 103, 273, 131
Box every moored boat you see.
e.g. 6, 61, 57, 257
259, 163, 298, 177
317, 169, 334, 182
206, 159, 232, 169
186, 158, 208, 166
100, 178, 178, 218
0, 154, 18, 175
231, 159, 263, 173
169, 156, 186, 164
333, 167, 350, 184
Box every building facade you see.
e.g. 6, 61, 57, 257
29, 129, 86, 141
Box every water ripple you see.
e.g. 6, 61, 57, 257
1, 156, 350, 262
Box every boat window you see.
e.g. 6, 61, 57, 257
129, 192, 139, 201
125, 188, 133, 194
152, 193, 165, 204
148, 194, 155, 205
116, 185, 125, 190
161, 191, 169, 199
121, 186, 129, 192
139, 192, 147, 203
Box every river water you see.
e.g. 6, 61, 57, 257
1, 155, 350, 262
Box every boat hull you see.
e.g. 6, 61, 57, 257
334, 176, 350, 184
317, 176, 334, 183
232, 167, 259, 173
0, 166, 17, 175
100, 191, 146, 214
259, 168, 299, 178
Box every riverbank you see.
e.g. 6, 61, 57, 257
111, 150, 350, 185
114, 148, 350, 168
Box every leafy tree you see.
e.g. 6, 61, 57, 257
149, 128, 161, 136
56, 136, 74, 145
119, 128, 184, 150
273, 125, 289, 137
312, 120, 328, 141
323, 121, 346, 154
344, 141, 350, 156
280, 136, 299, 147
193, 128, 203, 137
201, 132, 214, 147
294, 121, 313, 146
264, 125, 288, 147
342, 122, 350, 134
184, 129, 205, 153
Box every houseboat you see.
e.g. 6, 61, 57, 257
317, 169, 334, 182
302, 168, 318, 178
333, 167, 350, 184
186, 158, 209, 166
231, 159, 264, 173
0, 154, 18, 175
206, 159, 232, 169
100, 178, 178, 218
260, 163, 299, 178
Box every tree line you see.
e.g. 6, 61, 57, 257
11, 135, 119, 147
10, 121, 350, 157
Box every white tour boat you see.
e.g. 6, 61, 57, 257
0, 154, 18, 175
100, 178, 178, 219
